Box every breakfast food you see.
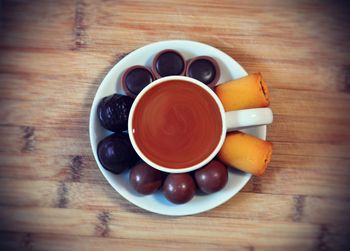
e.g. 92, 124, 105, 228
186, 56, 220, 88
152, 49, 185, 78
163, 173, 196, 204
129, 162, 164, 195
194, 160, 228, 194
97, 133, 139, 174
98, 94, 134, 132
218, 131, 272, 176
122, 65, 155, 98
215, 72, 269, 111
94, 45, 274, 209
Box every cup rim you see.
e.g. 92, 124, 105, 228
128, 75, 227, 174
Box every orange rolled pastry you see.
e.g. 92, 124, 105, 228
215, 72, 270, 111
218, 132, 272, 176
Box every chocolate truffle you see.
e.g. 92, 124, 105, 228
97, 93, 133, 132
97, 133, 139, 174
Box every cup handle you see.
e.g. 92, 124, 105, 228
225, 108, 273, 132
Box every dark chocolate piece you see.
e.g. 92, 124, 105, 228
122, 65, 154, 98
129, 162, 164, 195
97, 133, 139, 174
152, 49, 185, 78
97, 94, 133, 132
186, 56, 220, 89
162, 173, 195, 204
194, 160, 228, 194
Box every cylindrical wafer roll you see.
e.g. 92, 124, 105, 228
218, 131, 272, 176
215, 73, 270, 111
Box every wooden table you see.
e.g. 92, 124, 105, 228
1, 1, 349, 250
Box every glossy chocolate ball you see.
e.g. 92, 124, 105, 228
97, 133, 139, 174
153, 50, 185, 77
130, 163, 163, 195
163, 173, 195, 204
124, 66, 154, 96
194, 160, 228, 194
97, 94, 133, 132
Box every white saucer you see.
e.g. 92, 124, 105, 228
89, 40, 266, 216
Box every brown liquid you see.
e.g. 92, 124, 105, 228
132, 80, 222, 169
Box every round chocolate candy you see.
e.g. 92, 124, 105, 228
129, 162, 164, 195
186, 56, 220, 89
163, 173, 195, 204
152, 49, 185, 78
97, 133, 139, 174
122, 65, 155, 98
194, 160, 228, 194
97, 93, 133, 132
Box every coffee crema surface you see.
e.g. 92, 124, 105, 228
132, 80, 222, 169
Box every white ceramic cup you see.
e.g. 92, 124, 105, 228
128, 76, 273, 173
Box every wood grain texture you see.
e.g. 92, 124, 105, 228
1, 0, 349, 250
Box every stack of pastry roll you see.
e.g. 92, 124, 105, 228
215, 73, 272, 176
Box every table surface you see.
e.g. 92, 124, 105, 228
0, 0, 349, 250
